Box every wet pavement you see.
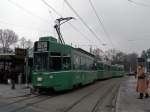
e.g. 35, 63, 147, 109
116, 76, 150, 112
0, 84, 31, 98
2, 77, 148, 112
0, 78, 123, 112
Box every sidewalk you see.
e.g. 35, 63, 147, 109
116, 76, 150, 112
0, 84, 31, 98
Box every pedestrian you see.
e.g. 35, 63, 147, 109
6, 69, 11, 84
136, 65, 149, 99
134, 71, 137, 78
11, 65, 16, 90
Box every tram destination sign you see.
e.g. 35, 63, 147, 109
34, 41, 49, 52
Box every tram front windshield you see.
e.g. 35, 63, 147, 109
34, 53, 48, 71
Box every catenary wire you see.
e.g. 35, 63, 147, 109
88, 0, 115, 48
64, 0, 104, 45
0, 19, 48, 32
128, 0, 150, 8
7, 0, 50, 24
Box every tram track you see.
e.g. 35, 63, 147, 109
8, 95, 55, 112
0, 78, 123, 112
61, 79, 116, 112
61, 78, 122, 112
91, 81, 121, 112
0, 94, 40, 108
0, 94, 56, 112
0, 80, 105, 112
23, 79, 111, 112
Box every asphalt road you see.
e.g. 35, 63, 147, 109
0, 77, 124, 112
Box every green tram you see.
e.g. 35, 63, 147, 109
32, 36, 124, 92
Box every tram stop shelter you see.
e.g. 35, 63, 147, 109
0, 48, 33, 84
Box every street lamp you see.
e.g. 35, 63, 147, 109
147, 58, 150, 73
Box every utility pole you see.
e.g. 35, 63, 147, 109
25, 48, 29, 88
130, 63, 132, 72
90, 45, 92, 54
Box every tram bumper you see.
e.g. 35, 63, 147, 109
32, 72, 57, 88
32, 71, 74, 91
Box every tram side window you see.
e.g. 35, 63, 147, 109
88, 58, 93, 70
103, 65, 107, 70
49, 52, 61, 71
80, 56, 85, 70
108, 65, 111, 71
99, 63, 104, 70
63, 55, 71, 70
73, 54, 80, 70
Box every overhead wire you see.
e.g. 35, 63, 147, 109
0, 19, 48, 32
64, 0, 104, 45
127, 0, 150, 52
128, 0, 150, 8
68, 23, 91, 42
42, 0, 62, 17
7, 0, 49, 24
61, 0, 65, 16
88, 0, 115, 48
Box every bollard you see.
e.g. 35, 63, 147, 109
11, 79, 15, 90
18, 73, 22, 85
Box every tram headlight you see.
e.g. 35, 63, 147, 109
37, 77, 43, 81
49, 75, 53, 79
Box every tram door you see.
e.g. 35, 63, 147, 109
50, 52, 61, 71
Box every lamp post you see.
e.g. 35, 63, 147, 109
147, 58, 150, 74
25, 48, 29, 88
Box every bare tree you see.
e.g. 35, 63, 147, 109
0, 29, 18, 53
127, 53, 138, 71
19, 37, 26, 49
104, 49, 120, 62
25, 39, 33, 49
19, 37, 33, 49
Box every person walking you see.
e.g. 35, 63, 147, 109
10, 65, 16, 90
136, 65, 149, 99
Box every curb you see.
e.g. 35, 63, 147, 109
115, 82, 122, 112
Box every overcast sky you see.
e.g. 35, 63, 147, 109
0, 0, 150, 54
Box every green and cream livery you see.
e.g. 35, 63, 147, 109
32, 36, 124, 92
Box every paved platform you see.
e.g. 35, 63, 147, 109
116, 76, 150, 112
0, 84, 31, 98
